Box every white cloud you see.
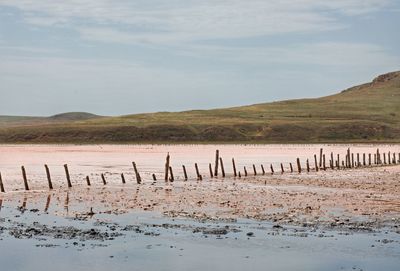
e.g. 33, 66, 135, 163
0, 0, 394, 45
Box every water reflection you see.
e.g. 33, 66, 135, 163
44, 194, 51, 212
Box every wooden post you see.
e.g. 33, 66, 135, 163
351, 153, 354, 168
214, 150, 219, 177
347, 148, 351, 168
337, 154, 340, 169
21, 166, 29, 191
0, 172, 5, 193
261, 165, 266, 175
152, 174, 157, 181
164, 153, 170, 182
280, 163, 284, 174
101, 173, 107, 185
330, 152, 334, 169
132, 162, 142, 184
86, 176, 91, 186
238, 171, 241, 178
383, 153, 387, 164
357, 153, 360, 167
169, 166, 174, 182
253, 164, 257, 176
270, 164, 275, 175
64, 164, 72, 188
388, 152, 391, 165
319, 148, 323, 168
363, 153, 366, 166
44, 164, 53, 190
377, 149, 380, 164
244, 166, 248, 177
369, 153, 371, 166
323, 155, 326, 171
374, 154, 377, 165
289, 163, 293, 173
306, 159, 310, 172
393, 153, 397, 164
195, 163, 201, 180
232, 158, 237, 177
296, 158, 301, 173
182, 165, 188, 181
220, 158, 226, 177
314, 155, 319, 172
209, 163, 214, 178
121, 173, 126, 184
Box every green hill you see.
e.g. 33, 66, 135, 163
1, 71, 399, 143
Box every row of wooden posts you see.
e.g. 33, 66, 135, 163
0, 148, 399, 193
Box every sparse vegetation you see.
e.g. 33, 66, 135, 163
1, 71, 399, 143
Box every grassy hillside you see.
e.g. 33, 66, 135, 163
1, 71, 399, 143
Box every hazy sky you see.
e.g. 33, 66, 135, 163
0, 0, 399, 116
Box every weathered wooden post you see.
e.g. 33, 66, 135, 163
289, 163, 293, 173
347, 148, 351, 168
101, 173, 107, 185
377, 149, 381, 164
244, 166, 248, 177
165, 153, 170, 182
363, 153, 366, 166
86, 176, 91, 186
220, 158, 226, 177
0, 172, 5, 193
21, 166, 29, 191
369, 153, 371, 166
323, 154, 326, 171
337, 154, 340, 169
261, 165, 266, 175
270, 164, 275, 175
64, 164, 72, 188
306, 159, 310, 172
393, 153, 397, 164
44, 164, 53, 190
152, 174, 157, 181
314, 155, 319, 172
383, 153, 387, 164
121, 173, 126, 184
132, 162, 142, 184
169, 166, 174, 182
214, 150, 219, 177
238, 171, 241, 178
280, 163, 284, 174
330, 152, 334, 169
374, 154, 377, 165
232, 158, 237, 177
356, 153, 360, 167
195, 163, 201, 180
319, 148, 323, 168
351, 153, 355, 168
296, 158, 301, 173
253, 164, 257, 176
182, 165, 188, 181
388, 152, 391, 165
209, 163, 214, 178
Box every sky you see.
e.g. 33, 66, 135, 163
0, 0, 399, 116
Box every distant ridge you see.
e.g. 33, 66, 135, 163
50, 112, 101, 121
0, 71, 399, 143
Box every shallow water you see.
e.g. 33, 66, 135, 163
0, 144, 399, 190
0, 200, 399, 271
1, 144, 400, 270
